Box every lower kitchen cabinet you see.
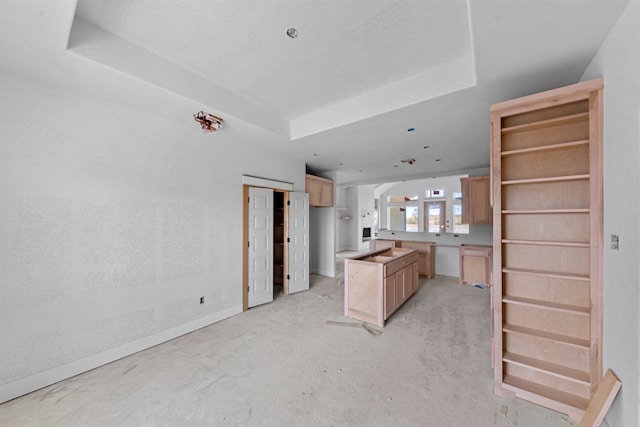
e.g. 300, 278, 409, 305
344, 247, 419, 327
459, 245, 492, 286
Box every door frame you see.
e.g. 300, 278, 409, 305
241, 176, 294, 311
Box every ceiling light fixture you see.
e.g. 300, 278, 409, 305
286, 28, 298, 39
193, 111, 223, 133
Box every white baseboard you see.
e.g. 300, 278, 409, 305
311, 267, 335, 278
0, 305, 242, 404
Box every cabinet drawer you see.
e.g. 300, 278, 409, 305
383, 252, 418, 276
460, 246, 492, 257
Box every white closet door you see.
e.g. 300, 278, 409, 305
248, 187, 273, 307
288, 192, 309, 294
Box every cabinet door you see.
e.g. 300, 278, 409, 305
461, 176, 492, 224
306, 178, 322, 206
402, 267, 413, 300
411, 262, 419, 293
383, 274, 396, 320
319, 181, 334, 206
473, 177, 492, 224
395, 269, 405, 306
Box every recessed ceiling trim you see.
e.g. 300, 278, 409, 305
67, 17, 290, 138
290, 53, 477, 140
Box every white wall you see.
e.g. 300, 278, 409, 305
581, 1, 640, 425
309, 172, 336, 277
357, 185, 376, 251
0, 70, 303, 403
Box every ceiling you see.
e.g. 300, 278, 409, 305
67, 0, 629, 185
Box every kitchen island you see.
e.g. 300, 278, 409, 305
344, 247, 419, 327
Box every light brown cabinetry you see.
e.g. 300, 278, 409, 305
369, 239, 396, 251
490, 78, 603, 420
461, 176, 492, 224
305, 174, 334, 207
399, 240, 435, 279
344, 247, 419, 327
369, 239, 435, 278
459, 245, 492, 286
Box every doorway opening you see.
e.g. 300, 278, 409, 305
273, 190, 287, 297
242, 184, 309, 311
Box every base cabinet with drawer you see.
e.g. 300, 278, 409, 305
459, 245, 493, 286
344, 247, 419, 327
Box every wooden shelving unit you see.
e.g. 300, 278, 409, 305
273, 192, 286, 287
490, 78, 603, 420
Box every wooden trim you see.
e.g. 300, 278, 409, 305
588, 88, 604, 391
490, 78, 604, 115
241, 175, 293, 191
242, 185, 249, 311
579, 369, 622, 427
491, 110, 504, 394
282, 191, 290, 295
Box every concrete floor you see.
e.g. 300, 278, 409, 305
0, 256, 577, 426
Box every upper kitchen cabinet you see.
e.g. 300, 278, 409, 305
461, 176, 492, 225
306, 174, 334, 207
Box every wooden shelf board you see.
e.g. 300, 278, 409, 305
503, 352, 591, 385
501, 112, 589, 135
502, 296, 590, 316
502, 209, 590, 214
503, 324, 590, 349
501, 139, 589, 157
503, 375, 589, 413
502, 267, 590, 282
502, 174, 590, 186
502, 239, 589, 248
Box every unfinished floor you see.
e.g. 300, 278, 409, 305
0, 255, 577, 426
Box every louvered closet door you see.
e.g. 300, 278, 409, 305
490, 78, 603, 421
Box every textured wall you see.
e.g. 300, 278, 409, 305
581, 1, 640, 425
0, 71, 302, 401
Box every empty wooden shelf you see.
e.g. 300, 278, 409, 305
490, 78, 603, 420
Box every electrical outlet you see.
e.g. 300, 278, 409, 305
610, 234, 619, 251
200, 296, 205, 304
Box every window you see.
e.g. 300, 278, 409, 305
425, 201, 445, 233
387, 206, 419, 232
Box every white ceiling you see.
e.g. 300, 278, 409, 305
50, 1, 635, 184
